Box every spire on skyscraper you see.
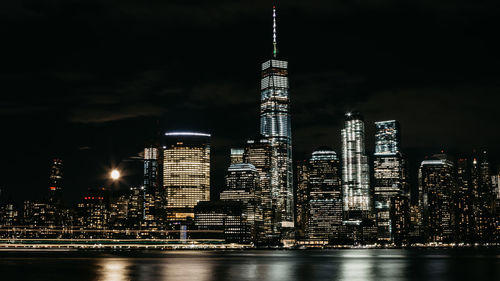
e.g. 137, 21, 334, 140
272, 3, 278, 58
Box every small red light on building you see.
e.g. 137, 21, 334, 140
49, 187, 56, 191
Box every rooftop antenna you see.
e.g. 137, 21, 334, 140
273, 3, 278, 58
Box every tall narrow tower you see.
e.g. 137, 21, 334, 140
48, 158, 64, 205
259, 3, 294, 240
341, 112, 371, 222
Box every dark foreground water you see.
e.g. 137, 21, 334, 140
0, 249, 499, 281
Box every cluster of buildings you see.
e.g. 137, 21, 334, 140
0, 5, 499, 247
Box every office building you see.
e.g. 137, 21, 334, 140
303, 148, 342, 243
163, 132, 211, 221
48, 158, 63, 205
244, 136, 274, 244
418, 153, 455, 243
471, 151, 495, 242
373, 120, 408, 243
194, 201, 248, 244
259, 4, 294, 240
341, 112, 371, 221
220, 162, 261, 242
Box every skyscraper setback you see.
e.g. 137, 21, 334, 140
259, 5, 294, 239
341, 112, 371, 222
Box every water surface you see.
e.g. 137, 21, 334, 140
0, 249, 499, 281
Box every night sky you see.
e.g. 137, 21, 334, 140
1, 1, 499, 206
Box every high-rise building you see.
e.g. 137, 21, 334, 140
48, 158, 63, 204
244, 136, 274, 244
373, 120, 409, 243
493, 170, 500, 240
75, 188, 110, 238
144, 147, 159, 192
220, 162, 261, 243
341, 112, 371, 221
163, 132, 211, 221
456, 157, 474, 242
259, 4, 294, 240
390, 195, 410, 246
303, 148, 343, 244
418, 153, 456, 243
296, 160, 309, 240
143, 146, 164, 227
230, 148, 245, 164
471, 151, 495, 242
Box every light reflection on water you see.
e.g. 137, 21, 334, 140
98, 259, 130, 281
1, 249, 499, 281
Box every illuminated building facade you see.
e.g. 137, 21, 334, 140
244, 136, 275, 244
48, 158, 63, 205
296, 160, 309, 239
220, 163, 261, 242
163, 132, 211, 220
456, 157, 474, 242
194, 201, 248, 244
144, 147, 159, 192
0, 203, 18, 229
390, 195, 410, 246
259, 5, 294, 240
230, 148, 245, 164
75, 188, 110, 238
341, 112, 371, 221
373, 120, 409, 243
304, 148, 342, 243
143, 146, 164, 227
418, 153, 455, 242
471, 151, 495, 242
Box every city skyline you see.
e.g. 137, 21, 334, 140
1, 1, 499, 206
1, 3, 500, 281
0, 2, 498, 251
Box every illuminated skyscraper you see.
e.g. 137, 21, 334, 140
456, 157, 474, 242
341, 112, 370, 221
244, 136, 275, 244
144, 147, 159, 192
259, 4, 294, 240
471, 151, 495, 242
220, 162, 261, 242
163, 132, 211, 220
143, 146, 163, 226
418, 153, 455, 243
302, 148, 343, 243
48, 158, 63, 205
373, 120, 408, 243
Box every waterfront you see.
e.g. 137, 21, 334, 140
0, 249, 498, 281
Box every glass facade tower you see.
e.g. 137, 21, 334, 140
373, 120, 408, 243
259, 5, 294, 239
418, 153, 455, 242
305, 148, 343, 243
341, 112, 370, 221
144, 147, 159, 192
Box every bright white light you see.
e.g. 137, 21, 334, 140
110, 170, 120, 180
164, 132, 211, 137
